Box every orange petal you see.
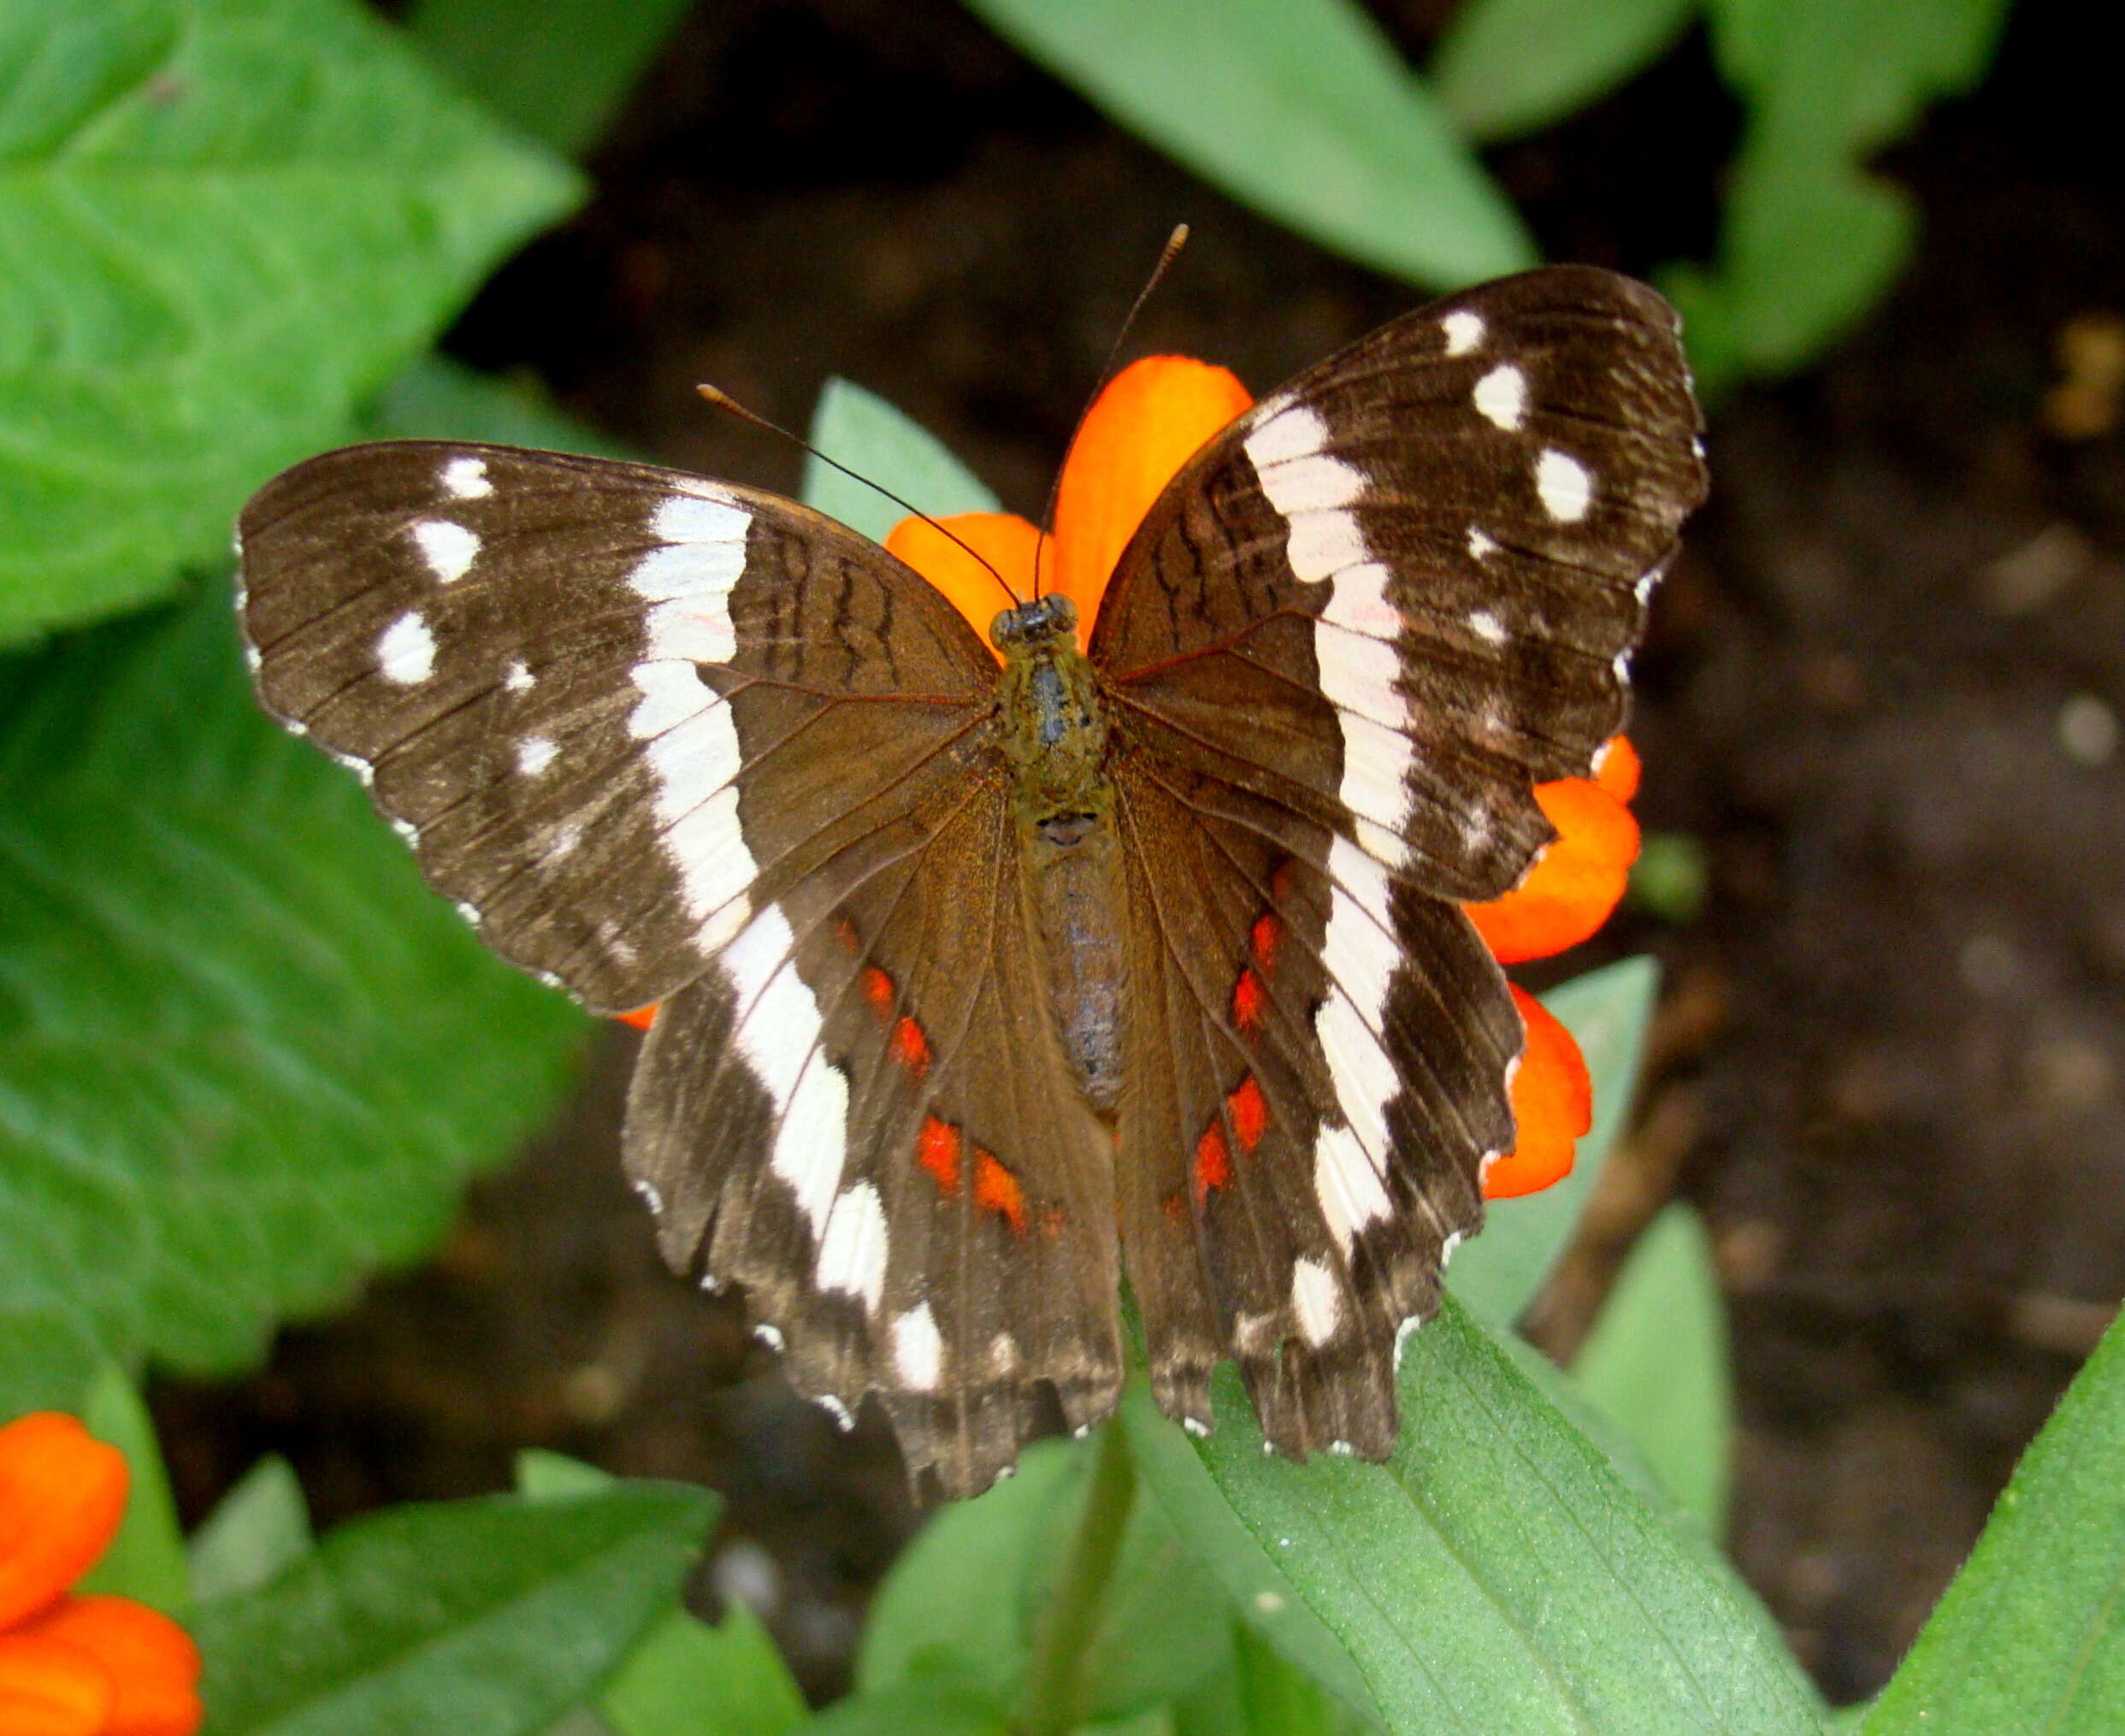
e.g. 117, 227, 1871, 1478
0, 1414, 128, 1630
1050, 357, 1254, 637
0, 1633, 115, 1736
1485, 987, 1592, 1200
1465, 776, 1640, 965
884, 511, 1048, 660
23, 1598, 202, 1736
1592, 735, 1639, 802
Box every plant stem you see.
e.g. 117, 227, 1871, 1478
1018, 1420, 1137, 1735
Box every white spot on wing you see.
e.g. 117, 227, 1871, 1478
375, 611, 435, 684
1467, 527, 1498, 560
504, 659, 534, 693
631, 1178, 664, 1214
412, 518, 480, 583
1442, 310, 1485, 356
723, 905, 847, 1234
441, 456, 492, 499
816, 1183, 888, 1312
1313, 840, 1397, 1249
1249, 428, 1414, 863
1468, 609, 1507, 646
892, 1302, 943, 1391
1536, 448, 1594, 522
629, 497, 759, 954
1473, 363, 1527, 431
516, 735, 557, 777
1292, 1257, 1342, 1346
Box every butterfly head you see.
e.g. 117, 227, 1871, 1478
989, 593, 1077, 653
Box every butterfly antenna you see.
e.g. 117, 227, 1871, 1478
696, 383, 1022, 606
1030, 221, 1190, 600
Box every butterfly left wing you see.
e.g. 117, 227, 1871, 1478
1088, 265, 1705, 1456
239, 440, 1124, 1496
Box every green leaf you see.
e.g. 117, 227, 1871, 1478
1573, 1202, 1733, 1534
803, 378, 1001, 545
859, 1425, 1232, 1726
1430, 0, 1697, 144
0, 0, 582, 641
361, 354, 636, 459
189, 1454, 313, 1604
958, 0, 1537, 290
404, 0, 694, 157
0, 580, 589, 1417
1072, 1459, 1238, 1723
513, 1448, 808, 1736
1863, 1304, 2125, 1735
801, 1680, 1011, 1736
1224, 1620, 1370, 1736
517, 1448, 624, 1501
1195, 1296, 1826, 1734
74, 1360, 190, 1615
1673, 0, 2012, 388
193, 1485, 716, 1736
604, 1602, 807, 1736
1118, 1385, 1379, 1727
1447, 956, 1659, 1331
858, 1435, 1088, 1700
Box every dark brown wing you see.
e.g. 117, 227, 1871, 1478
240, 441, 1123, 1496
240, 441, 993, 1013
623, 637, 1125, 1499
1089, 264, 1706, 899
1088, 266, 1705, 1456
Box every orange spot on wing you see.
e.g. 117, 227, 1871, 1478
1227, 1076, 1269, 1152
617, 1005, 658, 1031
1485, 987, 1593, 1199
834, 918, 861, 955
888, 1015, 930, 1078
917, 1117, 963, 1197
1250, 911, 1282, 970
1192, 1121, 1233, 1208
1269, 858, 1296, 902
974, 1150, 1028, 1234
1232, 966, 1267, 1036
860, 966, 894, 1021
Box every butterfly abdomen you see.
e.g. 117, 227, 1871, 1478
995, 599, 1129, 1112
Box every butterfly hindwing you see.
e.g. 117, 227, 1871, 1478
623, 688, 1124, 1497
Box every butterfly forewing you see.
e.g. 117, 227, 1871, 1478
1093, 264, 1706, 899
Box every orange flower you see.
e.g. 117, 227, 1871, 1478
625, 357, 1642, 1199
0, 1414, 202, 1736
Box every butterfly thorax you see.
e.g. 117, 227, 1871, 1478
992, 594, 1128, 1113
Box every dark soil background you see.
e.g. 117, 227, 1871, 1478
151, 0, 2125, 1709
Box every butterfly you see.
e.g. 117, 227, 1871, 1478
236, 264, 1706, 1498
